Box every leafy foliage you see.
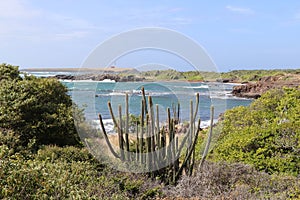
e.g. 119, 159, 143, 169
0, 64, 81, 148
0, 145, 163, 199
211, 87, 300, 175
0, 63, 21, 81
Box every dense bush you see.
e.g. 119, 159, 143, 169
0, 63, 81, 148
211, 87, 300, 175
0, 145, 163, 199
0, 63, 21, 81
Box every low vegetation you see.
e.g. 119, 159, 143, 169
211, 87, 300, 176
220, 69, 300, 82
0, 144, 163, 199
135, 68, 300, 82
1, 63, 299, 199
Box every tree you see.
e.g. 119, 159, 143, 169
0, 64, 81, 148
0, 63, 21, 81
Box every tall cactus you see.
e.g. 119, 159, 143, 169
98, 88, 214, 185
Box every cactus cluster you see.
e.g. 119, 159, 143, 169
98, 87, 214, 185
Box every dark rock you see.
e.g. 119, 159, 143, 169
216, 78, 234, 83
53, 73, 146, 82
53, 74, 75, 80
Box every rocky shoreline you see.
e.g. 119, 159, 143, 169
231, 74, 300, 99
52, 72, 300, 99
53, 73, 145, 82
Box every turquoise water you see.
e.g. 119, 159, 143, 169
63, 81, 252, 125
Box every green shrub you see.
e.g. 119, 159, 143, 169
35, 145, 95, 163
0, 145, 162, 199
0, 156, 100, 199
0, 64, 81, 148
211, 87, 300, 176
0, 63, 21, 81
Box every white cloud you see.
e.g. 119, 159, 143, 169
226, 5, 255, 15
0, 0, 98, 41
0, 1, 193, 44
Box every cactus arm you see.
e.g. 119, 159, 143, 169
199, 106, 214, 169
98, 114, 120, 159
125, 93, 130, 160
175, 118, 201, 182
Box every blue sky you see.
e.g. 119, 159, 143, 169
0, 0, 300, 72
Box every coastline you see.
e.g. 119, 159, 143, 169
21, 68, 300, 99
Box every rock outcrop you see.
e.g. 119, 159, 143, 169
232, 74, 300, 98
54, 74, 75, 80
53, 74, 145, 82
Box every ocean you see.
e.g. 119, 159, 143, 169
65, 81, 252, 131
24, 71, 253, 132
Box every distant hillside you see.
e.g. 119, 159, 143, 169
220, 69, 300, 83
140, 69, 300, 82
140, 69, 220, 81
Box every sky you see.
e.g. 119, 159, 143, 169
0, 0, 300, 72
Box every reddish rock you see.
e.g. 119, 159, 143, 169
232, 75, 300, 99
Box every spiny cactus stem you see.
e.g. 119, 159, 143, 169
193, 93, 200, 122
148, 96, 155, 152
125, 93, 130, 155
171, 119, 176, 184
156, 104, 160, 151
118, 105, 125, 161
141, 86, 148, 114
161, 127, 166, 159
177, 102, 180, 124
108, 101, 120, 132
146, 114, 152, 172
98, 114, 120, 159
190, 100, 194, 142
140, 100, 145, 163
175, 120, 201, 182
136, 121, 139, 161
175, 136, 179, 171
189, 118, 201, 176
199, 105, 214, 169
167, 108, 171, 143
